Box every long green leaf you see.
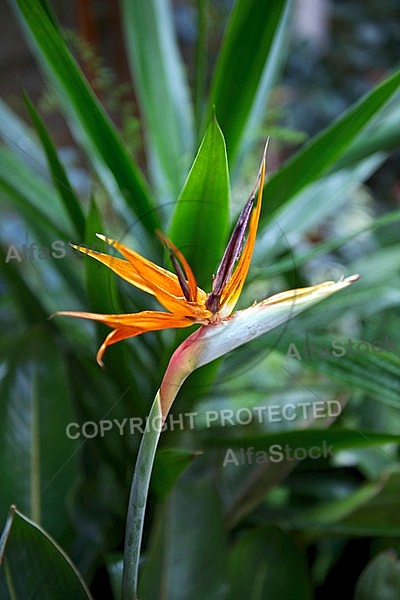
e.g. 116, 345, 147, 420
151, 448, 201, 501
233, 0, 293, 166
167, 115, 231, 413
226, 527, 311, 600
0, 329, 78, 542
168, 114, 230, 289
22, 91, 85, 238
140, 460, 227, 600
120, 0, 194, 201
0, 98, 45, 164
255, 154, 383, 260
282, 334, 400, 408
263, 69, 400, 220
334, 108, 400, 171
163, 471, 227, 599
9, 0, 158, 234
260, 208, 400, 278
203, 429, 400, 454
295, 468, 400, 538
0, 147, 73, 240
0, 244, 55, 326
207, 0, 288, 164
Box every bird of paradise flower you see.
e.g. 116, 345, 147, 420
55, 144, 358, 599
55, 145, 358, 418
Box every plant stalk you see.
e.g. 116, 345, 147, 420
121, 391, 163, 600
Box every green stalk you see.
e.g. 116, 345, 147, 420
121, 391, 163, 600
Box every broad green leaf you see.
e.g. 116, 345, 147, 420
59, 361, 137, 580
166, 116, 230, 416
10, 0, 158, 234
0, 328, 78, 542
0, 506, 92, 599
226, 527, 311, 600
120, 0, 194, 200
168, 114, 230, 289
151, 448, 202, 501
68, 453, 128, 581
140, 463, 227, 600
354, 551, 400, 600
263, 69, 400, 220
207, 0, 288, 164
22, 90, 85, 238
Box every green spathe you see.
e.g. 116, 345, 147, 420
160, 275, 359, 419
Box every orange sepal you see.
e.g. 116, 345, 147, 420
54, 309, 209, 366
70, 239, 207, 317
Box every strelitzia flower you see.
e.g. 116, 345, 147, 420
55, 149, 267, 364
55, 146, 358, 420
55, 145, 360, 599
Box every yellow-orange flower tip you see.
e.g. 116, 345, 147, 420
95, 233, 115, 246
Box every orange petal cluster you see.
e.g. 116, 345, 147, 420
55, 151, 266, 365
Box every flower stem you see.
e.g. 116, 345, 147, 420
121, 391, 163, 600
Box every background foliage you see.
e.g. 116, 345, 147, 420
0, 0, 400, 598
